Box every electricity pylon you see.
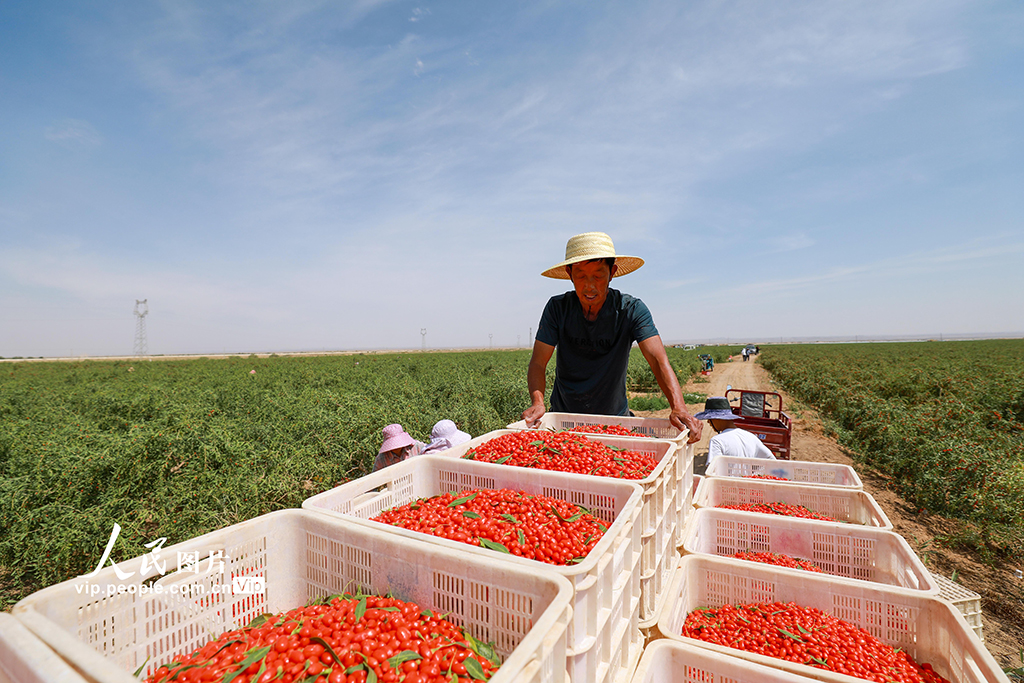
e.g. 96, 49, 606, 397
133, 299, 149, 356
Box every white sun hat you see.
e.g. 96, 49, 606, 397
541, 232, 645, 280
423, 419, 472, 454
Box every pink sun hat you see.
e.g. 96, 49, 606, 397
378, 424, 415, 454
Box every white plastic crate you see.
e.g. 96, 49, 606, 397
0, 612, 87, 683
694, 476, 893, 528
639, 554, 678, 642
631, 639, 834, 683
657, 556, 1009, 683
681, 507, 938, 593
615, 553, 644, 683
14, 509, 573, 683
569, 556, 642, 683
675, 444, 696, 548
507, 412, 689, 445
674, 442, 694, 518
442, 429, 681, 537
640, 518, 679, 621
705, 455, 863, 489
302, 454, 642, 653
640, 483, 676, 579
933, 572, 984, 642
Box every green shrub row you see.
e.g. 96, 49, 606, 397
0, 345, 720, 604
760, 340, 1024, 552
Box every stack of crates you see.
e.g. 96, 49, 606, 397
503, 415, 692, 628
13, 510, 574, 683
652, 555, 1007, 683
457, 425, 688, 627
640, 454, 1001, 683
302, 454, 645, 683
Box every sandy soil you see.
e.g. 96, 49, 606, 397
637, 355, 1023, 669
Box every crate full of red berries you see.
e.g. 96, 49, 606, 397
656, 555, 1004, 683
443, 429, 684, 538
13, 509, 573, 683
694, 476, 892, 528
506, 412, 689, 445
302, 454, 643, 655
680, 507, 938, 594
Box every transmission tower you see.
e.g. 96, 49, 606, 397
421, 328, 427, 351
133, 299, 149, 356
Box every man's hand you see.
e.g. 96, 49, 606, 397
638, 335, 703, 444
522, 402, 546, 428
670, 409, 703, 444
524, 340, 556, 428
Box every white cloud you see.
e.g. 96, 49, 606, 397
769, 234, 815, 253
44, 119, 103, 148
730, 237, 1024, 297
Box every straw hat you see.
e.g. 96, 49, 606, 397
541, 232, 644, 280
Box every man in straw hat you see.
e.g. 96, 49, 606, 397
522, 232, 702, 444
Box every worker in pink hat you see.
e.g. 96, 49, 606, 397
373, 423, 426, 472
522, 232, 702, 444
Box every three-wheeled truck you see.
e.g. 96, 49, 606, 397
725, 388, 793, 459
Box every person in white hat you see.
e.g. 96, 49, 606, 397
522, 232, 702, 444
422, 419, 472, 455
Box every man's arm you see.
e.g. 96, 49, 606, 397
637, 335, 702, 444
522, 340, 556, 426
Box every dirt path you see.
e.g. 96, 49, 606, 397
639, 355, 1023, 669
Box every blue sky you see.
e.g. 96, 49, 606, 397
2, 0, 1022, 357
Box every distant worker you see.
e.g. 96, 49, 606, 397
373, 423, 426, 472
742, 348, 749, 362
521, 232, 702, 444
422, 419, 472, 455
694, 397, 775, 468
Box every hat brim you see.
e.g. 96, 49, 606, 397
379, 433, 414, 454
693, 409, 740, 421
542, 255, 644, 280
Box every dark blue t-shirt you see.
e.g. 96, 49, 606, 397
536, 288, 659, 416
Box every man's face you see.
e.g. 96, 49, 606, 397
566, 259, 618, 316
